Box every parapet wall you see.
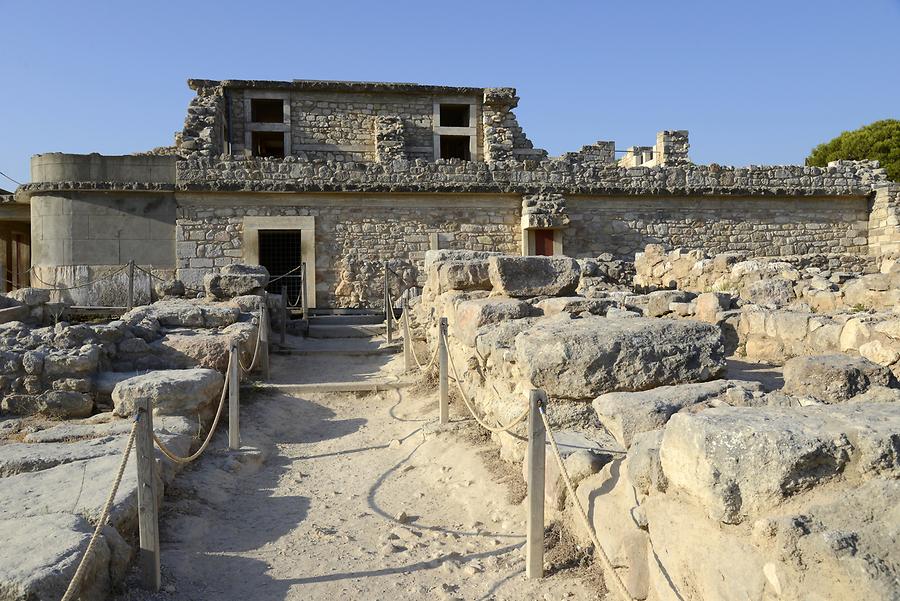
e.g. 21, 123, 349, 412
175, 156, 886, 196
31, 153, 175, 185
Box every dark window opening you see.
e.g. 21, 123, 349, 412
440, 103, 470, 127
440, 135, 471, 160
251, 131, 285, 158
259, 229, 303, 305
250, 98, 285, 123
534, 229, 555, 256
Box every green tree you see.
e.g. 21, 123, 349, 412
806, 119, 900, 182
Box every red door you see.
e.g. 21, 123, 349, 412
534, 229, 554, 256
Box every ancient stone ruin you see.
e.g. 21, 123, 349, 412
0, 78, 898, 600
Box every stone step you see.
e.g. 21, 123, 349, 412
249, 379, 413, 393
310, 314, 385, 326
307, 323, 385, 339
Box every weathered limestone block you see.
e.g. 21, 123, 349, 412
859, 339, 900, 367
9, 287, 51, 307
0, 513, 125, 601
624, 430, 667, 496
38, 390, 94, 419
149, 331, 234, 372
572, 461, 650, 600
487, 256, 580, 298
438, 261, 492, 292
112, 368, 223, 417
659, 403, 900, 524
782, 354, 895, 403
534, 296, 615, 317
452, 298, 534, 348
124, 299, 239, 330
204, 264, 269, 300
593, 380, 750, 448
743, 277, 797, 308
645, 290, 692, 317
514, 316, 725, 400
42, 345, 101, 378
694, 292, 732, 323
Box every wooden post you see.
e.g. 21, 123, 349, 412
228, 339, 240, 450
126, 260, 135, 311
259, 302, 269, 380
438, 317, 449, 425
300, 262, 309, 322
402, 298, 413, 374
280, 285, 287, 347
384, 261, 393, 344
526, 389, 547, 579
135, 397, 161, 591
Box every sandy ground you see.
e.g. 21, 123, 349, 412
112, 345, 606, 601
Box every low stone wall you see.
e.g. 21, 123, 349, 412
409, 250, 900, 600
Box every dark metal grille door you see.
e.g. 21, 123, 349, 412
258, 230, 303, 305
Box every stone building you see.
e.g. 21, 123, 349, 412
14, 78, 900, 308
0, 188, 30, 293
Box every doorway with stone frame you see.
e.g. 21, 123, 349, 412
242, 216, 317, 308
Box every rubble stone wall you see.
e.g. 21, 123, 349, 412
175, 194, 521, 308
565, 195, 871, 259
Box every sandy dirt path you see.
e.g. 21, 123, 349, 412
114, 347, 604, 601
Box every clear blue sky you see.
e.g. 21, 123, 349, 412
2, 0, 898, 186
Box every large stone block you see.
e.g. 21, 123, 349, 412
593, 380, 741, 448
659, 403, 900, 524
452, 298, 534, 347
782, 354, 895, 403
514, 316, 725, 400
112, 368, 223, 417
487, 256, 580, 297
204, 264, 269, 300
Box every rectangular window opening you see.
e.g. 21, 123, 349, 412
439, 103, 470, 127
439, 135, 470, 160
250, 98, 285, 123
251, 131, 285, 158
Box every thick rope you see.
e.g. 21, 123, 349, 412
30, 264, 128, 292
443, 332, 530, 434
404, 310, 439, 371
238, 323, 263, 374
133, 264, 204, 296
152, 352, 232, 464
268, 263, 305, 284
539, 406, 635, 601
61, 420, 138, 601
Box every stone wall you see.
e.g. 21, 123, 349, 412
868, 183, 900, 257
565, 195, 871, 259
175, 194, 521, 308
30, 192, 176, 268
176, 156, 887, 196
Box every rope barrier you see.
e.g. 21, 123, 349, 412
268, 263, 305, 284
61, 419, 138, 601
538, 405, 636, 601
29, 264, 129, 292
133, 264, 205, 296
442, 331, 530, 434
151, 352, 233, 464
238, 323, 263, 374
403, 309, 439, 371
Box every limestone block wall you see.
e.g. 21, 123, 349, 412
175, 194, 521, 308
868, 183, 900, 257
31, 192, 176, 267
565, 195, 871, 259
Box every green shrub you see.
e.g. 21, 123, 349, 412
806, 119, 900, 182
